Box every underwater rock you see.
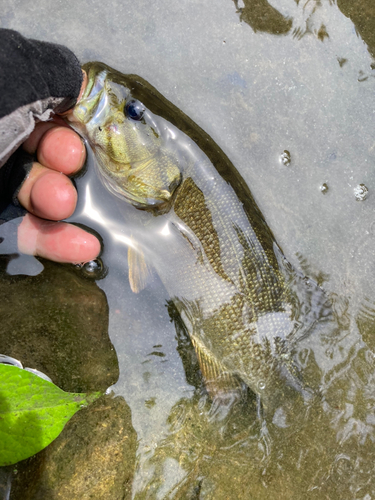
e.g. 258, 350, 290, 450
0, 256, 137, 498
9, 394, 137, 500
0, 256, 118, 393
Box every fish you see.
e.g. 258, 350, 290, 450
68, 62, 327, 407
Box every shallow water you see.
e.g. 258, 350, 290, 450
2, 0, 375, 498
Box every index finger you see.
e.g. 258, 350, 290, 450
36, 126, 86, 175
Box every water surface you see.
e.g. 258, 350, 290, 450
2, 0, 375, 497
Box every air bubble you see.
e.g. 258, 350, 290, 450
334, 454, 352, 476
257, 380, 266, 390
320, 183, 329, 194
280, 150, 291, 166
354, 183, 368, 201
76, 258, 107, 279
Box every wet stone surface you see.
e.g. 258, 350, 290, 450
0, 256, 136, 499
9, 394, 137, 500
0, 256, 117, 393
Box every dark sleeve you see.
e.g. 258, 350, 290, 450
0, 29, 83, 213
0, 150, 33, 214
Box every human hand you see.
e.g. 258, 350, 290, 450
16, 72, 100, 264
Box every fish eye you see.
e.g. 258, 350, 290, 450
125, 100, 145, 121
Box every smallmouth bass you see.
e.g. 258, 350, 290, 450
69, 62, 327, 406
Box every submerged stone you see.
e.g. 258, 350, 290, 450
0, 256, 118, 393
9, 394, 137, 500
0, 256, 136, 497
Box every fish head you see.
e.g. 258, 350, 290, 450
68, 62, 182, 210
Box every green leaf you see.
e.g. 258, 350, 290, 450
0, 364, 101, 466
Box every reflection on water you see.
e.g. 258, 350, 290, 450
233, 0, 375, 59
1, 0, 375, 497
64, 60, 375, 497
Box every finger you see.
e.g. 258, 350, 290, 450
22, 121, 57, 154
22, 117, 70, 154
23, 123, 85, 175
18, 214, 101, 264
37, 126, 86, 175
17, 162, 77, 221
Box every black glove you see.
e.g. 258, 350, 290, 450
0, 29, 83, 213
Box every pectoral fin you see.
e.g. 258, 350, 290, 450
128, 237, 152, 293
190, 334, 244, 400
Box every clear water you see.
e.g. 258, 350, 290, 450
2, 0, 375, 498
